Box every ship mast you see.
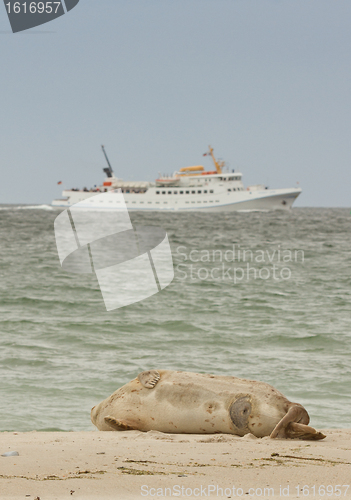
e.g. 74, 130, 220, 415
207, 146, 225, 174
101, 145, 114, 178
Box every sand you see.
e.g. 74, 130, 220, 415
1, 429, 350, 500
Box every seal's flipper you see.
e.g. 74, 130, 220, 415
138, 370, 160, 389
104, 416, 139, 431
270, 405, 310, 439
286, 422, 326, 440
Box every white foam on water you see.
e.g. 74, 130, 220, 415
17, 204, 54, 210
0, 204, 54, 211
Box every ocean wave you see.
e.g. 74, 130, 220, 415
18, 204, 54, 210
0, 204, 54, 211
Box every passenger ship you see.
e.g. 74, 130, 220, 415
52, 146, 301, 211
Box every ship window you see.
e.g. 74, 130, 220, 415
140, 201, 144, 204
156, 202, 160, 204
233, 188, 236, 191
162, 191, 166, 194
228, 189, 231, 192
198, 190, 201, 194
132, 201, 136, 203
210, 190, 214, 193
168, 191, 172, 194
156, 191, 160, 194
148, 201, 152, 203
191, 190, 195, 194
173, 191, 177, 194
186, 191, 189, 194
185, 201, 189, 203
209, 200, 213, 202
203, 200, 207, 203
216, 200, 219, 202
164, 202, 167, 204
204, 190, 207, 193
180, 191, 184, 194
191, 201, 195, 203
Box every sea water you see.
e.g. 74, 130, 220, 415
0, 206, 350, 432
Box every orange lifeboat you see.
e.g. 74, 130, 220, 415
179, 165, 204, 172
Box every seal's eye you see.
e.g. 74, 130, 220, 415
229, 397, 251, 429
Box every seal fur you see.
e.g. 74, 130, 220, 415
91, 369, 325, 440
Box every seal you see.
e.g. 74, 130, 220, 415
91, 369, 325, 440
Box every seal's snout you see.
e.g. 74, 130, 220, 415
229, 396, 251, 430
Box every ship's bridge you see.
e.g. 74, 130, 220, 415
216, 172, 242, 180
173, 171, 243, 187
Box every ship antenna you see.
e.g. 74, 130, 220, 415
101, 145, 114, 178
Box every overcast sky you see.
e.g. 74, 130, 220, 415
1, 0, 350, 206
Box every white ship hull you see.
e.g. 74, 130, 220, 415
52, 187, 301, 212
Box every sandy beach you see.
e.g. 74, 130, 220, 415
1, 429, 350, 500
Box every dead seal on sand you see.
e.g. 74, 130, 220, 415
91, 369, 325, 440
